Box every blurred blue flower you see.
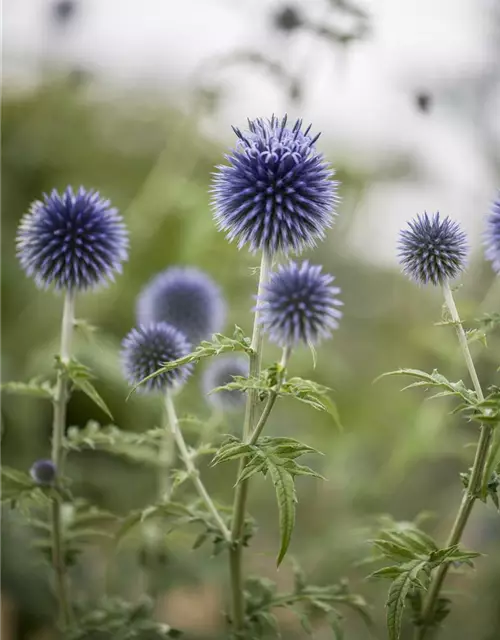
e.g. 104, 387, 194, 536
30, 459, 57, 485
121, 323, 192, 393
202, 355, 249, 411
398, 213, 467, 285
212, 115, 337, 254
16, 186, 129, 291
257, 261, 342, 346
136, 267, 226, 346
485, 192, 500, 274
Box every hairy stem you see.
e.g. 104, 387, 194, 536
51, 290, 76, 629
164, 393, 231, 543
417, 281, 491, 639
229, 250, 273, 632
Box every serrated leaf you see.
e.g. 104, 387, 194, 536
376, 368, 477, 407
269, 461, 296, 566
58, 358, 113, 419
1, 379, 54, 400
372, 539, 418, 562
211, 440, 254, 466
387, 560, 427, 640
429, 545, 481, 567
369, 566, 404, 580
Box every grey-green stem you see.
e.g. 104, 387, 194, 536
51, 290, 76, 629
248, 346, 291, 446
164, 393, 231, 543
158, 407, 174, 501
416, 281, 492, 639
229, 250, 273, 632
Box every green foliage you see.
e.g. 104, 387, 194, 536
1, 466, 61, 506
68, 597, 181, 639
65, 421, 167, 465
213, 436, 323, 564
0, 378, 55, 400
241, 564, 372, 639
30, 500, 118, 566
128, 326, 252, 396
57, 357, 113, 419
213, 368, 341, 425
368, 520, 480, 640
115, 498, 241, 557
376, 368, 477, 407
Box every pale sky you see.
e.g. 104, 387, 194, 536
3, 0, 499, 265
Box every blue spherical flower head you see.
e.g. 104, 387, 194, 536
398, 212, 467, 285
16, 186, 129, 291
257, 261, 343, 347
136, 267, 226, 346
202, 355, 249, 411
212, 115, 338, 255
484, 192, 500, 274
121, 323, 193, 394
30, 459, 57, 485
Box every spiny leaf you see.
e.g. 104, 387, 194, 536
128, 326, 252, 397
428, 545, 481, 567
376, 368, 477, 406
1, 379, 54, 400
386, 560, 427, 640
57, 358, 113, 419
269, 461, 297, 566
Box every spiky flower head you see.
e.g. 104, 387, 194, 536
30, 459, 57, 485
398, 212, 467, 285
136, 267, 226, 346
212, 115, 338, 255
484, 192, 500, 274
16, 186, 129, 291
257, 261, 342, 346
121, 323, 192, 393
202, 355, 249, 411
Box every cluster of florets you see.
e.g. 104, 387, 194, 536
398, 192, 500, 286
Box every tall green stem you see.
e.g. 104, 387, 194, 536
164, 393, 231, 543
51, 290, 76, 629
229, 251, 272, 632
248, 346, 291, 446
158, 407, 174, 501
416, 281, 492, 639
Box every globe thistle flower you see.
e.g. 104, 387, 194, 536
16, 186, 129, 291
257, 261, 343, 346
136, 267, 226, 346
398, 213, 467, 285
121, 323, 192, 393
212, 115, 338, 255
484, 192, 500, 274
30, 459, 57, 485
202, 355, 249, 411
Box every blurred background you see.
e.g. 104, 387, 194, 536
2, 0, 500, 638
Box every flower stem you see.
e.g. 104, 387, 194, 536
158, 406, 174, 501
164, 393, 231, 543
416, 281, 492, 639
248, 346, 291, 446
229, 250, 272, 632
51, 290, 76, 630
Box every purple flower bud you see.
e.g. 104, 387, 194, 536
398, 213, 467, 286
30, 459, 57, 485
257, 260, 342, 346
121, 323, 192, 393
